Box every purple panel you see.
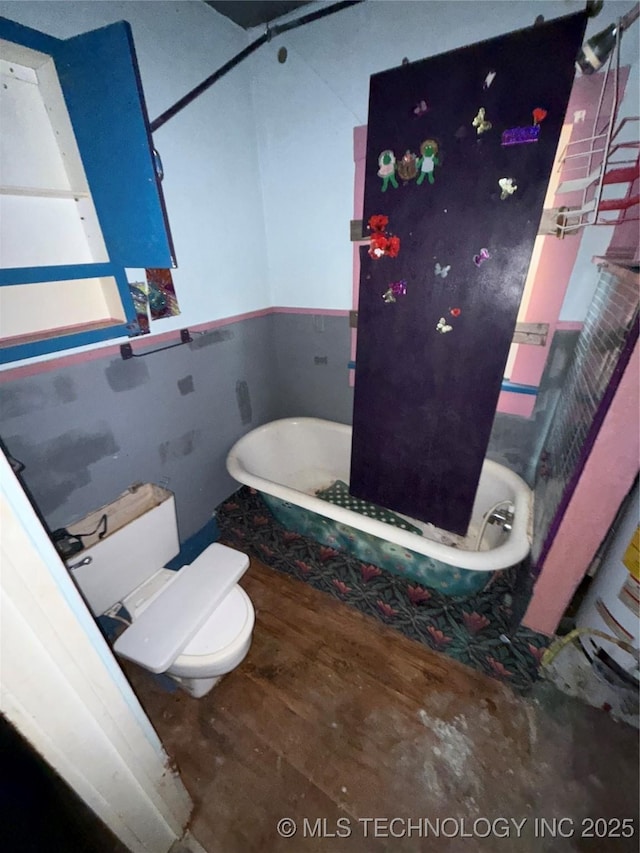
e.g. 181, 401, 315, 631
351, 13, 587, 535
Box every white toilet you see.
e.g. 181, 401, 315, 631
67, 484, 255, 698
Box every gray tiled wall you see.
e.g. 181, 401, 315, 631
0, 317, 279, 542
0, 308, 606, 547
272, 313, 354, 425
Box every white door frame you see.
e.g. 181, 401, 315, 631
0, 451, 192, 853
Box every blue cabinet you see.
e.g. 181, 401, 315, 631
0, 17, 175, 364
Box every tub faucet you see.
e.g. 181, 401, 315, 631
487, 507, 514, 532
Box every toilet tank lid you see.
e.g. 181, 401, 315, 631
114, 543, 250, 674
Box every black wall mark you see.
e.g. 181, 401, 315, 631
177, 375, 195, 395
236, 380, 252, 425
105, 359, 150, 392
190, 328, 235, 349
159, 429, 202, 463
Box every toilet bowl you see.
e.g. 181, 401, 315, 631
66, 484, 255, 699
168, 585, 254, 698
113, 543, 255, 698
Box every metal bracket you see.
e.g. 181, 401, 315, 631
512, 322, 549, 346
350, 220, 366, 241
120, 329, 193, 360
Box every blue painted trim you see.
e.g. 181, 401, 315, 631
348, 361, 538, 396
0, 16, 61, 52
0, 264, 138, 364
54, 21, 175, 268
0, 264, 115, 286
0, 322, 134, 364
165, 517, 221, 571
500, 380, 539, 396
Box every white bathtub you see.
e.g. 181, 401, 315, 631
226, 418, 533, 595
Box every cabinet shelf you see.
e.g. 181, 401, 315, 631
0, 317, 124, 349
0, 185, 90, 199
0, 273, 128, 342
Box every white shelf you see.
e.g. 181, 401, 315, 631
0, 185, 90, 199
0, 42, 107, 269
0, 277, 126, 342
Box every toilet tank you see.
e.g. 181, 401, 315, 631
67, 484, 180, 616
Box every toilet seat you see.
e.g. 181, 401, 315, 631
180, 585, 251, 655
114, 542, 250, 673
169, 585, 255, 678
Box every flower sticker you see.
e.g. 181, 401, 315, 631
368, 214, 389, 233
499, 177, 517, 200
367, 217, 400, 259
386, 235, 400, 258
436, 317, 453, 334
532, 107, 547, 125
369, 235, 400, 259
369, 232, 388, 259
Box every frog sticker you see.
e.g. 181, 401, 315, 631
416, 139, 439, 186
377, 150, 399, 192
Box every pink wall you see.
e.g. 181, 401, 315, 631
501, 233, 583, 417
523, 336, 640, 635
350, 126, 368, 388
607, 170, 640, 263
503, 69, 632, 417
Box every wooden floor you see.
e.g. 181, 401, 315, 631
124, 558, 639, 853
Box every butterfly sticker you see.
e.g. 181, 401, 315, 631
436, 317, 453, 334
413, 100, 428, 117
382, 279, 407, 303
498, 177, 517, 200
472, 107, 492, 135
483, 71, 496, 90
473, 248, 490, 266
435, 262, 451, 278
